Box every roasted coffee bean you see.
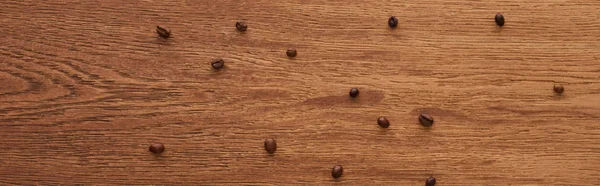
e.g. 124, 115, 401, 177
264, 138, 277, 154
554, 84, 564, 94
349, 88, 359, 97
149, 143, 165, 154
388, 16, 398, 28
426, 176, 436, 186
156, 26, 171, 38
377, 117, 390, 128
419, 113, 434, 127
236, 21, 248, 32
211, 58, 225, 69
331, 165, 343, 178
495, 13, 505, 26
286, 48, 297, 57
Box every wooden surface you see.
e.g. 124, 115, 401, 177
1, 1, 599, 185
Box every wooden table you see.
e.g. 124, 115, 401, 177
1, 1, 599, 185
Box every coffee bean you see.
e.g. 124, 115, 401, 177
149, 143, 165, 154
264, 138, 277, 154
331, 165, 343, 178
426, 176, 436, 186
388, 16, 399, 28
495, 13, 505, 27
419, 113, 434, 127
553, 84, 564, 94
156, 26, 171, 38
286, 48, 297, 57
236, 21, 248, 32
349, 88, 359, 97
211, 58, 225, 70
377, 117, 390, 128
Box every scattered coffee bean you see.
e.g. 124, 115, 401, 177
495, 13, 505, 27
331, 165, 343, 178
286, 48, 297, 57
236, 21, 248, 32
349, 88, 359, 97
388, 16, 399, 28
377, 117, 390, 128
156, 26, 171, 38
426, 176, 436, 186
149, 143, 165, 154
419, 113, 434, 127
211, 58, 225, 69
554, 84, 564, 94
264, 138, 277, 154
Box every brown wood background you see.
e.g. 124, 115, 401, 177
1, 0, 599, 185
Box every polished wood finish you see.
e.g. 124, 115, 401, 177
1, 1, 599, 185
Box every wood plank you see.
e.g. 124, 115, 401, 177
1, 0, 599, 185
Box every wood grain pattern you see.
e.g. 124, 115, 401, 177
1, 0, 599, 185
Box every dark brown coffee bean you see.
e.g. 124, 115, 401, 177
331, 165, 343, 178
156, 26, 171, 38
236, 21, 247, 32
264, 138, 277, 154
553, 84, 564, 94
211, 58, 225, 70
286, 48, 297, 57
388, 16, 399, 28
349, 88, 359, 97
149, 143, 165, 154
377, 117, 390, 128
426, 176, 436, 186
419, 113, 434, 127
495, 13, 505, 26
